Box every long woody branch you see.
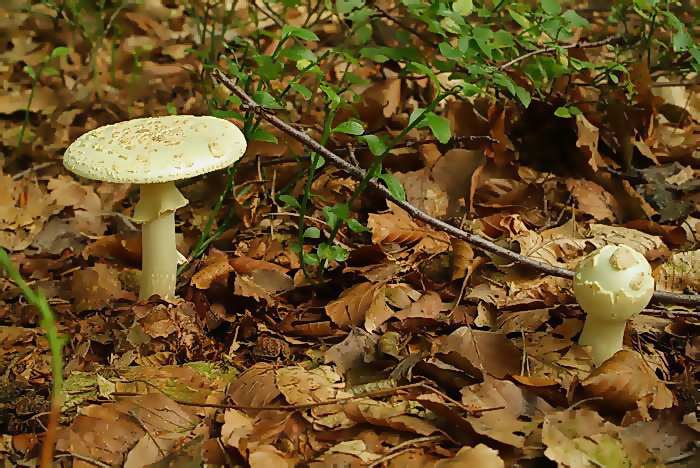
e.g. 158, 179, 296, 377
212, 68, 700, 310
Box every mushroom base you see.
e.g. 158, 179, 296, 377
578, 318, 627, 366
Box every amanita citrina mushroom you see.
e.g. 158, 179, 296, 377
63, 115, 246, 300
572, 244, 654, 365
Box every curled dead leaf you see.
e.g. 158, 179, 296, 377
581, 349, 675, 415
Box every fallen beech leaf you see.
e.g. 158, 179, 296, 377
437, 328, 523, 379
191, 248, 234, 289
70, 263, 130, 312
367, 201, 450, 254
434, 444, 504, 467
249, 445, 296, 468
220, 409, 254, 452
227, 362, 280, 408
542, 409, 627, 468
581, 349, 675, 414
325, 281, 390, 330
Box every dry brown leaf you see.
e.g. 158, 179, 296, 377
367, 201, 450, 254
325, 281, 391, 331
565, 178, 616, 221
191, 248, 234, 289
450, 238, 474, 280
249, 445, 296, 468
275, 365, 352, 429
310, 440, 380, 468
581, 349, 675, 415
234, 274, 275, 304
55, 393, 198, 466
542, 409, 629, 468
229, 256, 289, 274
394, 169, 449, 218
227, 362, 281, 408
70, 263, 130, 312
454, 380, 539, 447
394, 291, 445, 320
620, 418, 699, 466
324, 328, 377, 375
220, 409, 255, 452
437, 328, 523, 379
433, 444, 504, 467
342, 398, 439, 436
0, 175, 52, 251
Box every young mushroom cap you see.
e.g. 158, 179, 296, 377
573, 244, 655, 365
63, 115, 246, 300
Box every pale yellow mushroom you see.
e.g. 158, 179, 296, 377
573, 244, 655, 365
63, 115, 246, 300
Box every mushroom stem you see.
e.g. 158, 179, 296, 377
135, 182, 188, 300
140, 209, 177, 300
578, 318, 626, 365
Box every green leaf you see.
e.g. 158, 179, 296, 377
166, 102, 177, 115
278, 195, 299, 208
212, 109, 244, 119
337, 0, 365, 14
562, 10, 590, 28
290, 83, 312, 99
249, 129, 278, 143
328, 245, 349, 262
439, 42, 464, 60
672, 32, 690, 51
252, 91, 284, 109
311, 154, 325, 171
377, 173, 406, 201
303, 252, 320, 266
359, 135, 387, 156
425, 113, 451, 143
323, 204, 349, 230
42, 67, 59, 75
453, 0, 473, 16
304, 227, 321, 239
408, 108, 428, 127
540, 0, 561, 15
280, 25, 319, 41
457, 35, 471, 53
50, 46, 71, 58
347, 218, 372, 233
320, 84, 340, 107
333, 119, 364, 135
24, 66, 36, 80
513, 86, 531, 108
289, 242, 302, 254
554, 107, 572, 118
405, 62, 439, 86
508, 9, 530, 28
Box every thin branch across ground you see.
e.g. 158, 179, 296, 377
213, 68, 700, 313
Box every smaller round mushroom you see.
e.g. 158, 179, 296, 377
572, 244, 655, 366
63, 115, 246, 300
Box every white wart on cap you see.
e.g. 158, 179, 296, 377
64, 115, 246, 300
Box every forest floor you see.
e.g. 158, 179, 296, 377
0, 1, 699, 467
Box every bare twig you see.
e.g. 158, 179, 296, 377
368, 435, 446, 467
212, 68, 700, 311
498, 34, 623, 72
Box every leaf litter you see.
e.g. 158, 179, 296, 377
0, 0, 699, 466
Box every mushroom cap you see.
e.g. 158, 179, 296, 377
63, 115, 246, 184
573, 244, 654, 322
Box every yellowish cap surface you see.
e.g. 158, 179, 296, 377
63, 115, 246, 184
